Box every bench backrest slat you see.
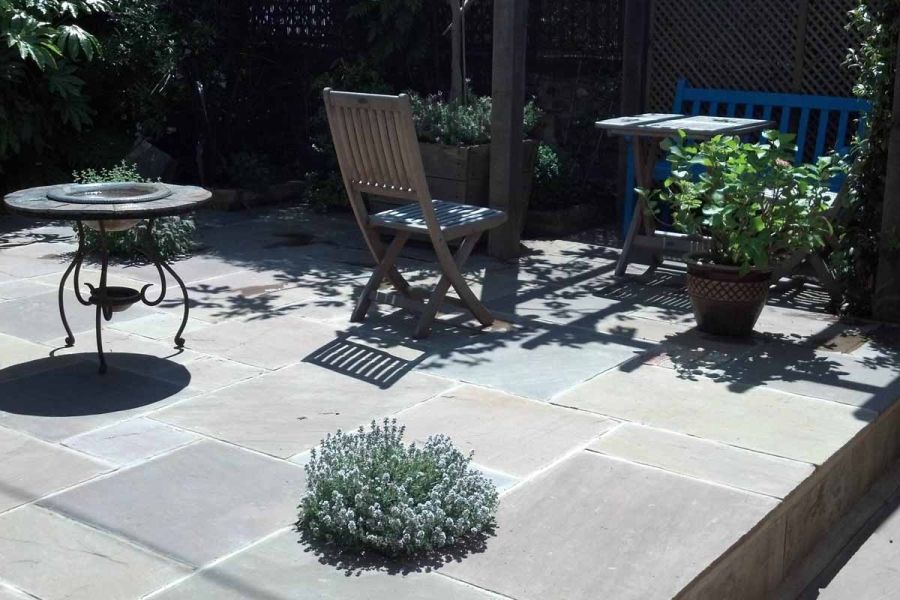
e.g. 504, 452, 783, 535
672, 78, 871, 165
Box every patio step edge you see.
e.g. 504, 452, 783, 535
676, 397, 900, 600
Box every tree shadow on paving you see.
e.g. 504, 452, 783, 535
164, 207, 623, 327
0, 353, 190, 416
295, 526, 493, 577
654, 320, 900, 419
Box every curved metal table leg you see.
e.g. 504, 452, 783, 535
162, 260, 190, 348
95, 221, 109, 374
139, 218, 190, 348
58, 222, 86, 346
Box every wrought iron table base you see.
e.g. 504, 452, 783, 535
58, 219, 191, 374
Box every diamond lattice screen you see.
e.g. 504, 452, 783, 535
645, 0, 860, 111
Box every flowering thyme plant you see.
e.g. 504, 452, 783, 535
297, 419, 498, 556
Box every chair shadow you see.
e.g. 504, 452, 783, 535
303, 338, 417, 390
0, 353, 191, 417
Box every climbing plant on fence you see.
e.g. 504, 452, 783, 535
831, 0, 900, 315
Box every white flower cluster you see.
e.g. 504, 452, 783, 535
298, 418, 498, 555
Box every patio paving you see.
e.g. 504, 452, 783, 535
0, 206, 898, 599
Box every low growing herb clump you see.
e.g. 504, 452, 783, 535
410, 92, 540, 146
298, 419, 498, 556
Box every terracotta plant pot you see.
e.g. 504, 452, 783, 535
685, 254, 772, 336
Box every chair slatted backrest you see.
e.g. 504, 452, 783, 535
672, 79, 872, 165
323, 89, 431, 211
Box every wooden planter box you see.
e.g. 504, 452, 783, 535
418, 140, 539, 207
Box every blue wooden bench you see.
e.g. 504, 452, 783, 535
621, 79, 872, 240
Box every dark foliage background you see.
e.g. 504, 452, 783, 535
0, 0, 624, 222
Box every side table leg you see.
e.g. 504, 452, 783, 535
162, 261, 190, 348
58, 222, 86, 346
141, 219, 190, 348
95, 222, 109, 375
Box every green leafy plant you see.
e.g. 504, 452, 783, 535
0, 0, 108, 168
72, 161, 196, 259
650, 130, 843, 271
410, 92, 540, 146
298, 419, 498, 556
530, 142, 585, 210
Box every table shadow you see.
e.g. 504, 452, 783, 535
0, 353, 191, 417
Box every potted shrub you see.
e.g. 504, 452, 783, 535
409, 92, 540, 209
650, 130, 842, 336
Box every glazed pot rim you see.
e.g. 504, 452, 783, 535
684, 253, 773, 275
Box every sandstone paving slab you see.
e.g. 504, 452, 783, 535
182, 314, 343, 370
109, 312, 211, 341
119, 254, 249, 285
149, 529, 497, 600
413, 320, 642, 401
75, 329, 265, 394
0, 253, 67, 278
0, 585, 32, 600
153, 362, 454, 458
0, 426, 108, 513
33, 268, 150, 293
589, 423, 814, 498
62, 417, 199, 466
41, 440, 307, 567
0, 332, 83, 383
156, 270, 327, 324
555, 363, 874, 465
0, 505, 189, 600
473, 464, 519, 494
397, 385, 616, 477
0, 289, 157, 343
754, 305, 850, 345
440, 451, 777, 600
0, 278, 54, 300
735, 342, 900, 414
0, 359, 196, 441
0, 240, 78, 259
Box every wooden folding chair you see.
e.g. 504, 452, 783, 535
323, 89, 507, 337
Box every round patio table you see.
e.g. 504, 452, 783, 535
3, 183, 211, 374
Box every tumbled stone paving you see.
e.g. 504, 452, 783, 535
0, 207, 898, 600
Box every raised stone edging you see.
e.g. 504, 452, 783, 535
678, 398, 900, 599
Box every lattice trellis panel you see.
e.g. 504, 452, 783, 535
248, 0, 353, 47
645, 0, 859, 111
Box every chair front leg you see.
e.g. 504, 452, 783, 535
415, 233, 488, 338
362, 228, 412, 296
352, 232, 410, 322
